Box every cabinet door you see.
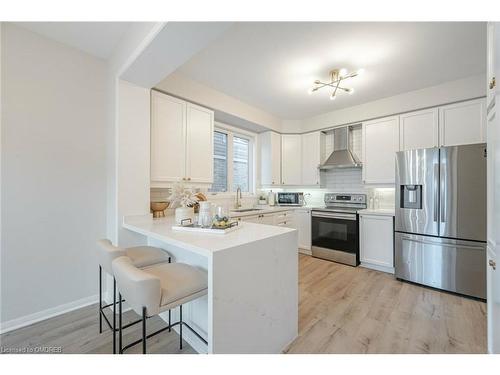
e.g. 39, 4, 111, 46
151, 91, 186, 182
260, 131, 281, 186
439, 99, 486, 147
360, 214, 394, 273
487, 246, 500, 353
281, 135, 302, 185
260, 214, 275, 225
185, 103, 214, 183
301, 132, 321, 186
242, 215, 260, 223
362, 116, 400, 184
399, 108, 438, 151
487, 23, 496, 113
296, 209, 311, 250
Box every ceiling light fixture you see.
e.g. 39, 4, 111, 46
308, 68, 363, 100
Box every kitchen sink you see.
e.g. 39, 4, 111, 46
231, 208, 264, 212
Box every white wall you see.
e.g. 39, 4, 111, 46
294, 74, 486, 133
115, 80, 151, 247
0, 24, 108, 328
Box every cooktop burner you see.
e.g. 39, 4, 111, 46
312, 193, 367, 213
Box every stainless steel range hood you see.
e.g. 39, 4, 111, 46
319, 126, 361, 169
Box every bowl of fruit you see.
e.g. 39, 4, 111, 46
212, 206, 231, 228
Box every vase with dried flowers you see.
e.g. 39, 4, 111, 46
167, 183, 198, 224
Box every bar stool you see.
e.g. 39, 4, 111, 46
112, 256, 208, 354
97, 239, 172, 354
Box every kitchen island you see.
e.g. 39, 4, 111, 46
123, 214, 298, 354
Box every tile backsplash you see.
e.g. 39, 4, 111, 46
321, 168, 364, 192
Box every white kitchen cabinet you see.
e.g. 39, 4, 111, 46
362, 116, 400, 184
399, 108, 439, 151
151, 92, 186, 182
151, 91, 214, 186
487, 22, 500, 354
240, 214, 259, 223
274, 210, 294, 228
237, 211, 292, 227
301, 132, 322, 186
487, 246, 500, 354
295, 209, 311, 253
439, 98, 486, 147
359, 213, 394, 273
185, 103, 214, 183
260, 131, 281, 186
281, 135, 302, 185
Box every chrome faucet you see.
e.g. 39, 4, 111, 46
235, 186, 242, 209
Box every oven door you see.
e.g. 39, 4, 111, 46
311, 211, 359, 266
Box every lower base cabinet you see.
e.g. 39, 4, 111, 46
359, 213, 394, 274
295, 209, 311, 253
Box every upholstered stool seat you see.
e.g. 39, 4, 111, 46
112, 256, 208, 354
144, 263, 207, 311
125, 246, 171, 269
96, 239, 172, 354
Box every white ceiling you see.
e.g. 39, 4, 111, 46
15, 22, 135, 60
176, 22, 487, 120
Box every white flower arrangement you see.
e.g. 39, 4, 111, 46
167, 183, 198, 208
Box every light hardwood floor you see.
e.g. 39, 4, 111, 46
286, 254, 487, 354
0, 254, 487, 354
0, 304, 196, 354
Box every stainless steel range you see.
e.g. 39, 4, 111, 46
311, 193, 366, 266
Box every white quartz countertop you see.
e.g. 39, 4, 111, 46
358, 208, 395, 216
123, 214, 296, 257
229, 205, 313, 218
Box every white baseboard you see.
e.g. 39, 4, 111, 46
360, 262, 395, 274
0, 294, 99, 334
298, 248, 312, 256
158, 309, 208, 354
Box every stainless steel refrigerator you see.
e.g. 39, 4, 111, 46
395, 143, 487, 299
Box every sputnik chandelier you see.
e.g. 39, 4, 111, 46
308, 68, 364, 100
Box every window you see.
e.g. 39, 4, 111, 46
211, 131, 228, 192
209, 125, 254, 193
232, 136, 250, 192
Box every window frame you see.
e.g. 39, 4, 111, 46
210, 122, 256, 196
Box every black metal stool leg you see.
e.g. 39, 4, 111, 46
113, 278, 116, 354
99, 266, 102, 334
119, 293, 122, 354
168, 310, 171, 332
179, 305, 183, 350
142, 307, 147, 354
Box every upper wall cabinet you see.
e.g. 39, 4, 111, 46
439, 98, 486, 147
151, 92, 186, 183
301, 132, 322, 186
260, 131, 281, 186
362, 116, 400, 184
185, 103, 214, 184
281, 134, 302, 185
151, 91, 214, 186
399, 108, 439, 151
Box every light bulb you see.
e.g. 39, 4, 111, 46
330, 93, 336, 101
339, 68, 348, 77
348, 88, 355, 95
308, 88, 314, 95
357, 68, 365, 75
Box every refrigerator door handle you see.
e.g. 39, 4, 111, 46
400, 236, 485, 251
433, 163, 439, 222
440, 160, 446, 223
